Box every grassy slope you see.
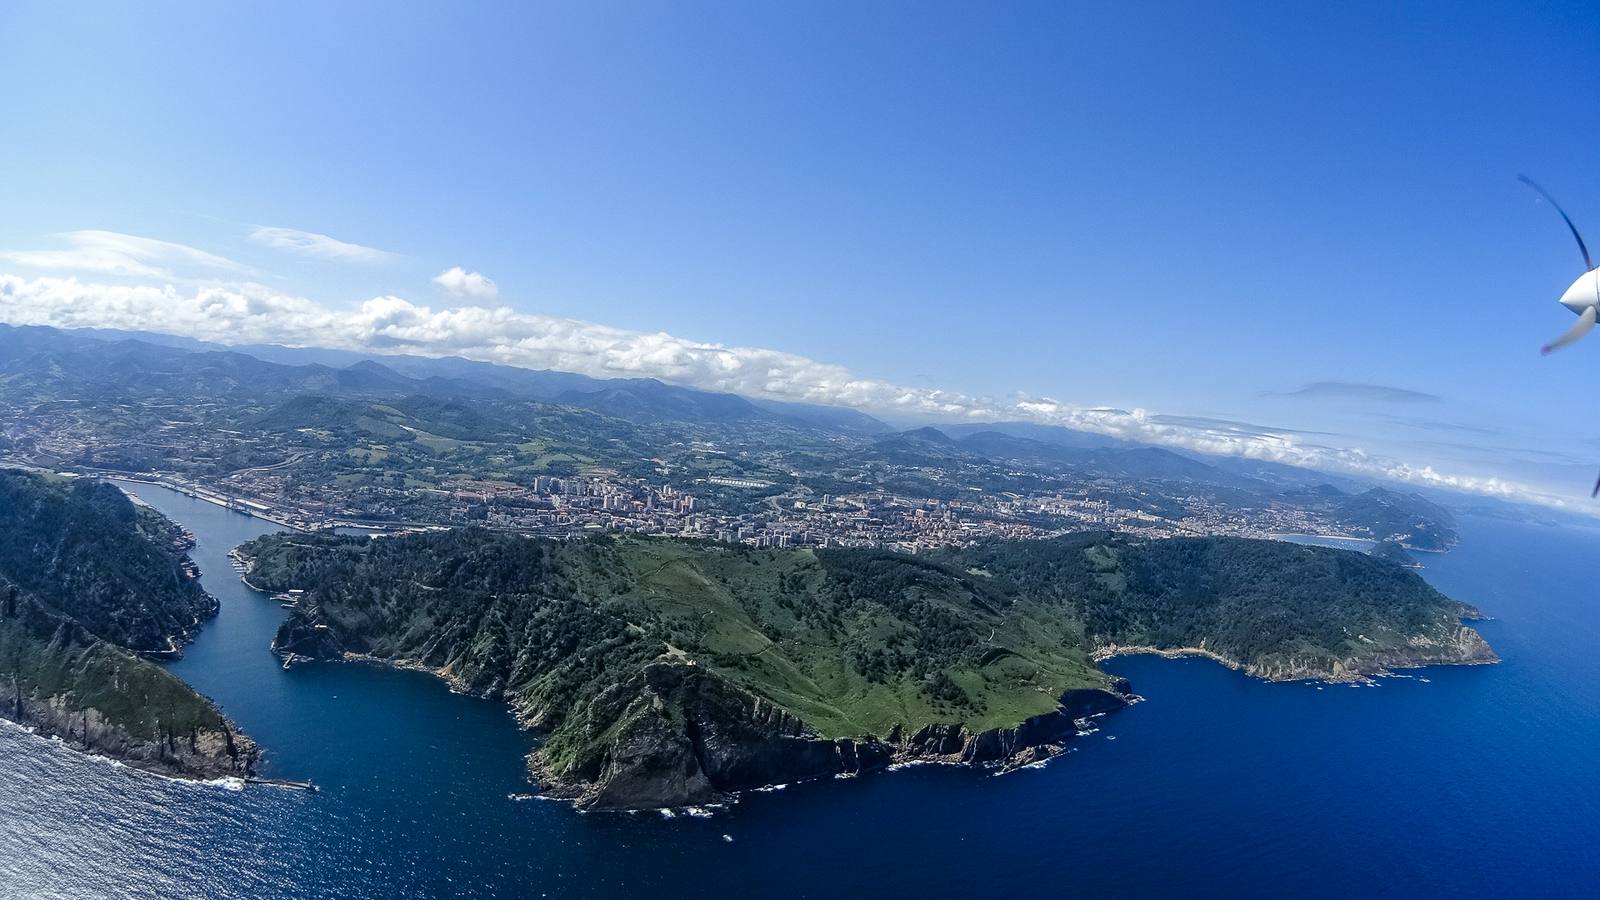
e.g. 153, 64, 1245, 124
0, 588, 234, 741
606, 540, 1101, 737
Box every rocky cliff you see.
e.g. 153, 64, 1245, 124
0, 471, 258, 780
524, 664, 1132, 810
1, 585, 258, 779
6, 687, 258, 780
1094, 624, 1497, 683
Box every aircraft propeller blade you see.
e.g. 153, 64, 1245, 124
1542, 304, 1597, 354
1520, 174, 1594, 271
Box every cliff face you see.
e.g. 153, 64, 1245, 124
272, 612, 345, 662
1, 587, 258, 779
6, 686, 258, 780
528, 664, 1132, 810
1268, 624, 1496, 681
533, 663, 885, 810
890, 679, 1133, 766
1095, 625, 1498, 684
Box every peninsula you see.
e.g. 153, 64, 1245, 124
0, 470, 258, 779
242, 528, 1493, 809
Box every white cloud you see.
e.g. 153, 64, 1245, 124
248, 226, 391, 263
0, 271, 1577, 511
432, 266, 498, 299
0, 231, 247, 279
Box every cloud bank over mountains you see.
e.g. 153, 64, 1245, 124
0, 238, 1564, 509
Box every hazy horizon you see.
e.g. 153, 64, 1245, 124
4, 1, 1599, 508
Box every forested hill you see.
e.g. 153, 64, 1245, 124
943, 533, 1494, 681
241, 528, 1493, 809
0, 471, 257, 778
0, 473, 214, 651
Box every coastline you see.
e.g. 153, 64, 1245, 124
270, 622, 1137, 812
514, 676, 1133, 812
1093, 635, 1499, 684
0, 694, 258, 783
237, 578, 1491, 807
228, 537, 1492, 811
0, 716, 251, 790
0, 480, 259, 782
1093, 643, 1247, 671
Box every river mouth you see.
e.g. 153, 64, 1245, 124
106, 481, 540, 786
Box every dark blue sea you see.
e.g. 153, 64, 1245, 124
3, 482, 1597, 898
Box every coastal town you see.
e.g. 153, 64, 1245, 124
0, 333, 1448, 553
99, 462, 1371, 553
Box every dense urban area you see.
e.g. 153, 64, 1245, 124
0, 324, 1460, 552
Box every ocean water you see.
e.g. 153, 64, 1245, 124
2, 483, 1598, 898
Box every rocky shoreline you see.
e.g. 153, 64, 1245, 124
262, 602, 1496, 810
2, 686, 259, 781
264, 588, 1496, 807
0, 590, 261, 782
523, 667, 1136, 811
0, 470, 265, 784
263, 596, 1140, 811
1092, 625, 1499, 683
271, 624, 1139, 811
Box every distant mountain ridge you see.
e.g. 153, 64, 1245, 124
0, 325, 890, 434
0, 324, 1470, 544
875, 422, 1458, 549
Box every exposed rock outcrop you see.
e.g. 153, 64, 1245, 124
530, 662, 1133, 811
1095, 626, 1498, 683
1, 588, 258, 780
892, 679, 1133, 768
4, 685, 258, 780
272, 610, 345, 662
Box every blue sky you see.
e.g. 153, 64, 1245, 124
2, 1, 1599, 505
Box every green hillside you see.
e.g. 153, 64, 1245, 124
0, 473, 216, 651
0, 470, 257, 778
947, 533, 1493, 680
243, 528, 1493, 807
